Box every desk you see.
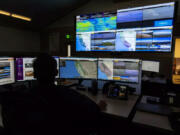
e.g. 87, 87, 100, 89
132, 96, 179, 134
133, 111, 173, 132
77, 90, 139, 119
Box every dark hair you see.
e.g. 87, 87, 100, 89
33, 53, 57, 83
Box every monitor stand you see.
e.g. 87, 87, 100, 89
88, 80, 98, 95
76, 79, 86, 91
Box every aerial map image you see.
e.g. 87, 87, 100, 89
60, 60, 97, 79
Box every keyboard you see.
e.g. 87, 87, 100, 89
137, 103, 172, 116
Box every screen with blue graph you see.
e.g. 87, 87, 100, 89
76, 2, 175, 52
59, 57, 97, 79
98, 58, 140, 83
0, 57, 15, 85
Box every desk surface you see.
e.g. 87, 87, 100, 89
78, 91, 139, 118
133, 96, 175, 132
133, 110, 173, 131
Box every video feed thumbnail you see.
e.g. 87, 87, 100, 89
136, 30, 153, 51
152, 29, 172, 51
115, 30, 136, 51
23, 58, 35, 80
0, 62, 10, 79
143, 5, 174, 21
117, 10, 143, 23
76, 33, 91, 51
136, 28, 172, 51
60, 58, 97, 79
153, 29, 172, 38
113, 61, 139, 83
117, 10, 143, 29
91, 32, 116, 51
0, 58, 15, 85
76, 14, 117, 32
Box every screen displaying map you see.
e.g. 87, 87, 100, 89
59, 57, 97, 79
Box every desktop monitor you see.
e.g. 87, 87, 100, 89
16, 57, 35, 81
98, 58, 141, 83
59, 57, 98, 79
142, 60, 160, 72
16, 56, 60, 81
76, 2, 175, 52
0, 57, 15, 85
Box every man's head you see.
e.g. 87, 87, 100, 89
33, 53, 58, 85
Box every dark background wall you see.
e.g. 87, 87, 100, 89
0, 25, 41, 56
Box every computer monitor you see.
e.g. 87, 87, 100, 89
142, 60, 160, 72
59, 57, 98, 79
0, 57, 15, 85
16, 57, 35, 81
16, 56, 60, 81
76, 2, 175, 52
98, 58, 141, 83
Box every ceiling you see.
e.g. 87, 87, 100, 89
0, 0, 90, 31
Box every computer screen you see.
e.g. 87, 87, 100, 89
98, 58, 140, 83
76, 2, 175, 52
0, 57, 15, 85
16, 57, 35, 81
16, 56, 60, 81
59, 57, 97, 79
142, 60, 160, 72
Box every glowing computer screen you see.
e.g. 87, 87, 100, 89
16, 58, 35, 81
0, 57, 15, 85
16, 56, 59, 81
76, 2, 175, 52
98, 58, 140, 83
59, 57, 97, 79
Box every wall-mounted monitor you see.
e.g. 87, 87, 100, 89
0, 57, 15, 85
76, 2, 175, 52
59, 57, 98, 79
16, 56, 60, 81
98, 58, 141, 83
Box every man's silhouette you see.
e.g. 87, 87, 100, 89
2, 54, 101, 135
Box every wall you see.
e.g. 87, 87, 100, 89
0, 25, 40, 55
